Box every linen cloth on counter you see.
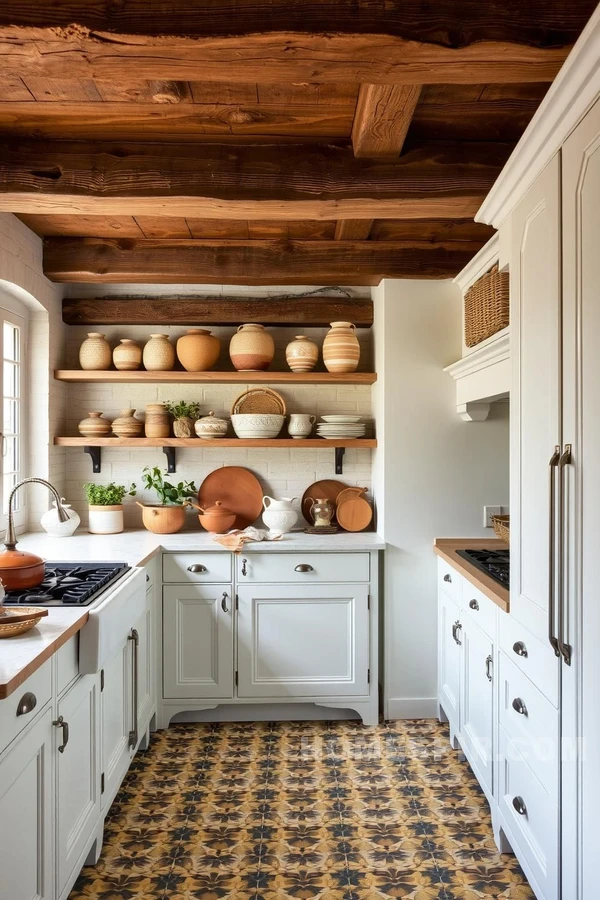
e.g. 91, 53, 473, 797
213, 526, 283, 553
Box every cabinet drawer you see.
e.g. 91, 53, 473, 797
462, 582, 498, 640
237, 552, 370, 583
163, 552, 232, 584
498, 652, 559, 797
437, 558, 461, 604
499, 613, 559, 707
498, 726, 558, 900
0, 659, 52, 756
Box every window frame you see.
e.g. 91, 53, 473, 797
0, 294, 29, 534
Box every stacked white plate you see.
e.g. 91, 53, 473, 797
317, 415, 366, 439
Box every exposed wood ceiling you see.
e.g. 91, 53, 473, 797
0, 2, 596, 286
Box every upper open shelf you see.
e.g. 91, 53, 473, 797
54, 370, 377, 385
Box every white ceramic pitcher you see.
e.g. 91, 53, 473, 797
262, 496, 298, 534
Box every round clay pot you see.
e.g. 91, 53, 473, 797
142, 333, 175, 371
173, 416, 195, 438
145, 403, 171, 438
79, 333, 112, 371
196, 500, 237, 534
286, 335, 319, 373
140, 504, 187, 534
229, 323, 274, 372
176, 328, 221, 372
78, 411, 112, 438
323, 321, 360, 374
112, 408, 143, 438
113, 338, 142, 371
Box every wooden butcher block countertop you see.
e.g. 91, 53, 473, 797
434, 538, 509, 613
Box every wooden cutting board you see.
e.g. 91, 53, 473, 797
335, 486, 367, 508
336, 495, 373, 532
302, 479, 348, 524
199, 466, 264, 530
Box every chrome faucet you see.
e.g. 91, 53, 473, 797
4, 477, 70, 549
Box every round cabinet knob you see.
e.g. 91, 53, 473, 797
187, 564, 208, 573
16, 691, 37, 716
512, 697, 528, 716
443, 573, 452, 583
512, 796, 527, 816
294, 564, 314, 573
469, 599, 479, 611
512, 641, 528, 658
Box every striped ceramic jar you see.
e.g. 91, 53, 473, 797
322, 321, 360, 374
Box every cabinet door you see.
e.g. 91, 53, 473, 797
101, 639, 131, 810
237, 583, 369, 698
56, 674, 101, 897
0, 708, 53, 900
163, 585, 233, 699
438, 590, 461, 728
510, 153, 563, 645
460, 620, 494, 797
135, 602, 155, 737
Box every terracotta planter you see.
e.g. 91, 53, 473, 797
88, 505, 124, 535
113, 338, 142, 371
139, 504, 187, 534
143, 333, 175, 371
229, 324, 274, 372
112, 408, 143, 438
173, 416, 195, 438
78, 411, 112, 438
176, 328, 221, 372
286, 335, 319, 373
79, 332, 112, 371
145, 403, 170, 438
323, 321, 360, 374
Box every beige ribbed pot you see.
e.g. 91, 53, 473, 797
112, 408, 143, 438
286, 335, 319, 373
78, 411, 112, 438
79, 333, 112, 371
143, 334, 175, 371
145, 403, 171, 438
113, 338, 142, 371
229, 324, 274, 372
176, 329, 221, 372
322, 321, 360, 374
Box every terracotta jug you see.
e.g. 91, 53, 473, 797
229, 324, 274, 371
79, 332, 112, 371
322, 321, 360, 374
113, 338, 142, 371
176, 328, 221, 372
143, 333, 175, 371
78, 411, 112, 438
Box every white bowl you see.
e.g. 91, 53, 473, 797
231, 413, 284, 439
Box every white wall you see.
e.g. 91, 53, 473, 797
373, 279, 509, 718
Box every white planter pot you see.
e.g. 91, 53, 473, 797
88, 505, 124, 535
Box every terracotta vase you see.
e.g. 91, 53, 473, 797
176, 328, 221, 372
111, 408, 143, 438
78, 411, 112, 438
143, 333, 175, 371
229, 324, 274, 372
79, 332, 112, 371
173, 416, 195, 438
113, 338, 142, 371
145, 403, 171, 438
285, 335, 319, 373
322, 321, 360, 374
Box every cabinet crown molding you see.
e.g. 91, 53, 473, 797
453, 234, 500, 293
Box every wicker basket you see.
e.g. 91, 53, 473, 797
231, 388, 286, 416
491, 514, 510, 544
464, 264, 509, 347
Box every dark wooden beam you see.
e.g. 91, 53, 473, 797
0, 139, 511, 219
62, 295, 374, 327
352, 85, 421, 158
334, 220, 374, 241
43, 237, 484, 285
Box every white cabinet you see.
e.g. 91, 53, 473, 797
0, 707, 53, 900
100, 637, 131, 810
162, 584, 234, 699
237, 583, 370, 698
460, 618, 494, 797
438, 588, 461, 730
135, 601, 154, 736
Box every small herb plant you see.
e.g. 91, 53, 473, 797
164, 400, 201, 420
83, 482, 136, 506
141, 466, 197, 506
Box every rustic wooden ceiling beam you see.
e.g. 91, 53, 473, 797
352, 85, 422, 158
43, 237, 485, 285
0, 139, 511, 219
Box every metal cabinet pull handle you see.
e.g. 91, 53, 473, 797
512, 697, 528, 716
221, 592, 229, 613
452, 621, 462, 645
443, 573, 452, 583
558, 443, 573, 666
512, 641, 528, 658
187, 564, 208, 573
241, 558, 248, 576
469, 599, 479, 611
485, 654, 493, 682
294, 564, 314, 573
53, 715, 69, 753
512, 796, 527, 816
16, 691, 37, 716
548, 445, 561, 656
146, 573, 150, 582
128, 628, 139, 750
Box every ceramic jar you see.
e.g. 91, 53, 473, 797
323, 321, 360, 374
79, 332, 112, 371
143, 333, 175, 371
145, 403, 170, 438
173, 416, 195, 438
194, 411, 229, 440
88, 505, 124, 535
229, 324, 274, 371
286, 335, 319, 373
262, 496, 298, 534
176, 328, 221, 372
305, 497, 335, 527
113, 338, 142, 371
112, 408, 143, 438
40, 500, 80, 537
288, 413, 316, 439
78, 411, 112, 438
197, 501, 237, 534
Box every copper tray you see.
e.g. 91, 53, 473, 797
199, 466, 264, 530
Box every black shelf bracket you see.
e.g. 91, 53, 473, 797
335, 447, 346, 475
163, 447, 177, 473
83, 446, 102, 473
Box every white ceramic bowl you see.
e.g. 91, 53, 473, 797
231, 413, 284, 439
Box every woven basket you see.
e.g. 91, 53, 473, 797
464, 264, 509, 347
491, 514, 510, 544
231, 388, 286, 416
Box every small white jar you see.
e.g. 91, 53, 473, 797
40, 500, 80, 537
88, 504, 124, 535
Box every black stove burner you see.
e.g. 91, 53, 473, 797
456, 548, 510, 588
3, 562, 130, 607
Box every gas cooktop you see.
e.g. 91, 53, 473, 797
456, 548, 509, 588
2, 562, 130, 607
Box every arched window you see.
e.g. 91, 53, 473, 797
0, 292, 28, 532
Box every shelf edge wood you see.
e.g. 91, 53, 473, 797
54, 370, 377, 384
54, 437, 377, 448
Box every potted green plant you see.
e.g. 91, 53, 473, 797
164, 400, 201, 438
137, 467, 197, 534
83, 482, 136, 534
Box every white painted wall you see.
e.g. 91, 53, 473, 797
372, 279, 509, 719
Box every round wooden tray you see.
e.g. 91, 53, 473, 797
198, 466, 264, 530
0, 606, 48, 638
301, 478, 348, 524
231, 388, 286, 416
336, 495, 373, 532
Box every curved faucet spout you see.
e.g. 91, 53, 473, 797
4, 478, 69, 550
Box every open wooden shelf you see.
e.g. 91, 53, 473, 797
54, 370, 377, 385
54, 437, 376, 449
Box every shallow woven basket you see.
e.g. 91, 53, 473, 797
231, 388, 286, 416
464, 264, 510, 347
491, 514, 510, 544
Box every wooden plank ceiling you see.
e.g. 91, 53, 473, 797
0, 1, 595, 286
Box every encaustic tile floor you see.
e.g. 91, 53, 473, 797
69, 719, 534, 900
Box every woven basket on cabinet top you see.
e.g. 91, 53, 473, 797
231, 387, 286, 416
464, 264, 510, 348
491, 514, 510, 544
